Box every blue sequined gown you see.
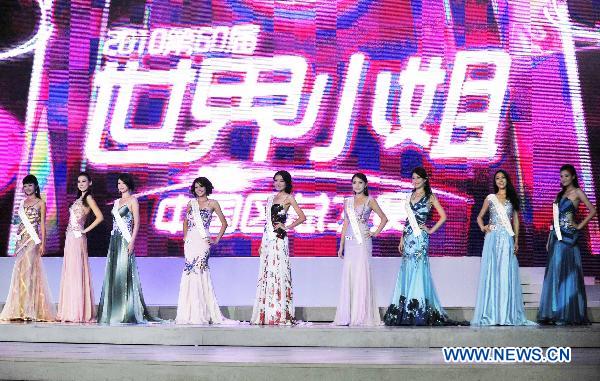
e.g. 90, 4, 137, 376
537, 198, 589, 325
471, 195, 534, 326
97, 205, 159, 324
384, 194, 462, 326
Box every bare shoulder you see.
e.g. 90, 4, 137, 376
574, 188, 587, 199
286, 193, 296, 204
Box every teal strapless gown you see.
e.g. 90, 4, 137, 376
471, 196, 535, 326
97, 205, 160, 324
537, 198, 589, 325
384, 194, 466, 326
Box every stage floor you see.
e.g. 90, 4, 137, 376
0, 342, 598, 381
1, 323, 599, 380
0, 321, 599, 348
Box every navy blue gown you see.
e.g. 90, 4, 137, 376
537, 198, 589, 325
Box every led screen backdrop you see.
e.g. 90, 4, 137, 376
0, 0, 599, 266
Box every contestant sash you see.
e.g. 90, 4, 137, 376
191, 199, 210, 240
405, 197, 422, 236
18, 200, 41, 245
112, 199, 132, 243
345, 198, 364, 245
552, 202, 563, 241
265, 195, 277, 240
489, 194, 515, 237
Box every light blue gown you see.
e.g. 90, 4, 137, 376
471, 196, 535, 326
384, 194, 465, 326
537, 198, 589, 325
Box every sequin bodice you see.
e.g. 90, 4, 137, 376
404, 194, 431, 236
186, 207, 212, 229
345, 197, 373, 241
271, 203, 288, 239
489, 196, 513, 230
352, 197, 373, 226
17, 204, 41, 238
111, 205, 133, 236
67, 199, 88, 233
557, 197, 577, 233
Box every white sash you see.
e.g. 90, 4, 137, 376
112, 199, 132, 243
191, 199, 210, 240
405, 196, 422, 236
345, 198, 364, 245
265, 195, 277, 240
18, 200, 41, 245
488, 194, 515, 237
552, 202, 563, 241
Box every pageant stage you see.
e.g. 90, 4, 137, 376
0, 257, 599, 380
1, 323, 599, 380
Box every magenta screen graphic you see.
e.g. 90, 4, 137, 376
1, 0, 598, 263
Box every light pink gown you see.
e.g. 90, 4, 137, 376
333, 197, 381, 326
57, 199, 95, 322
0, 202, 56, 321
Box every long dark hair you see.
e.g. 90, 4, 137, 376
273, 170, 292, 194
76, 172, 93, 207
22, 174, 41, 199
493, 170, 520, 211
351, 173, 369, 196
190, 177, 214, 196
555, 164, 580, 203
412, 167, 432, 198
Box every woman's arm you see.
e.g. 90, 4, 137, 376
39, 201, 47, 256
426, 194, 446, 234
575, 188, 597, 230
279, 195, 306, 230
128, 198, 140, 254
183, 202, 190, 241
212, 200, 228, 244
82, 196, 104, 234
368, 198, 388, 237
338, 212, 348, 257
512, 210, 520, 254
477, 197, 491, 233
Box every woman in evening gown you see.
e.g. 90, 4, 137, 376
0, 175, 55, 321
538, 164, 596, 325
251, 170, 306, 325
57, 172, 104, 322
471, 170, 534, 326
384, 167, 464, 326
334, 173, 388, 326
97, 173, 159, 324
176, 177, 235, 324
